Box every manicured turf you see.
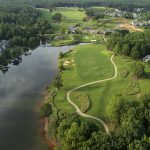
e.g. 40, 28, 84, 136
55, 44, 150, 123
38, 7, 86, 30
55, 7, 85, 27
55, 44, 114, 112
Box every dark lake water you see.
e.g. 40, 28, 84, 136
0, 45, 74, 150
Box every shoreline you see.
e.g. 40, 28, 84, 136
38, 88, 58, 150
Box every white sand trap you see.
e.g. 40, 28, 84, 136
64, 63, 68, 66
65, 61, 70, 64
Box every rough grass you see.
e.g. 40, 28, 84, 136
71, 92, 90, 113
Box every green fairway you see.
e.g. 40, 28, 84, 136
55, 43, 150, 123
55, 44, 114, 111
55, 7, 85, 27
38, 8, 53, 22
80, 55, 150, 120
38, 7, 86, 29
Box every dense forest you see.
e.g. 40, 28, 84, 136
0, 0, 53, 66
29, 0, 150, 11
106, 30, 150, 59
42, 81, 150, 149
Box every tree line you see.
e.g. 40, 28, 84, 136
30, 0, 150, 11
0, 1, 53, 66
106, 30, 150, 59
41, 94, 150, 149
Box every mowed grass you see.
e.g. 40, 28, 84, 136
38, 7, 86, 29
55, 44, 150, 123
55, 44, 114, 111
74, 45, 114, 81
80, 55, 150, 121
56, 7, 85, 22
55, 7, 85, 27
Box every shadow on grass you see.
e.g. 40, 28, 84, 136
144, 72, 150, 79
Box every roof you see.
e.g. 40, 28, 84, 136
143, 55, 150, 60
68, 26, 77, 32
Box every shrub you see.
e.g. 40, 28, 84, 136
124, 80, 140, 95
40, 103, 52, 117
119, 70, 129, 78
52, 13, 62, 22
131, 62, 145, 79
72, 92, 90, 113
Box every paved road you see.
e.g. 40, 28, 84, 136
67, 53, 117, 136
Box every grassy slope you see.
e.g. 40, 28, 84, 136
55, 44, 150, 123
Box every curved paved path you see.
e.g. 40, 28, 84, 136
67, 53, 117, 136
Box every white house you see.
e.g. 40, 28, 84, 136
143, 55, 150, 62
0, 40, 9, 53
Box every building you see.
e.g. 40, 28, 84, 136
131, 21, 148, 27
0, 40, 9, 53
143, 55, 150, 62
68, 26, 78, 33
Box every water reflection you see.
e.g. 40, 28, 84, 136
0, 45, 74, 150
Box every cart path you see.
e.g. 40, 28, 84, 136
67, 53, 117, 136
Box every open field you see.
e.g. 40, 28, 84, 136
38, 7, 86, 29
55, 44, 150, 124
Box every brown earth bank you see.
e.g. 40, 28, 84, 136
37, 89, 58, 150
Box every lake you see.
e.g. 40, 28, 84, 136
0, 45, 74, 150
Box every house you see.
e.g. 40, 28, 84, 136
131, 21, 148, 27
105, 9, 126, 17
68, 26, 78, 33
101, 29, 115, 35
143, 55, 150, 62
82, 28, 99, 34
0, 40, 9, 53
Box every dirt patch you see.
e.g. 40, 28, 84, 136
118, 23, 144, 32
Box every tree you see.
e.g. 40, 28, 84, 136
61, 121, 99, 150
52, 13, 62, 22
61, 28, 66, 34
40, 103, 52, 117
122, 43, 130, 56
59, 63, 64, 72
147, 60, 150, 67
53, 74, 62, 89
82, 17, 87, 22
84, 131, 112, 149
73, 35, 81, 44
131, 62, 145, 78
107, 95, 127, 126
59, 52, 63, 58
